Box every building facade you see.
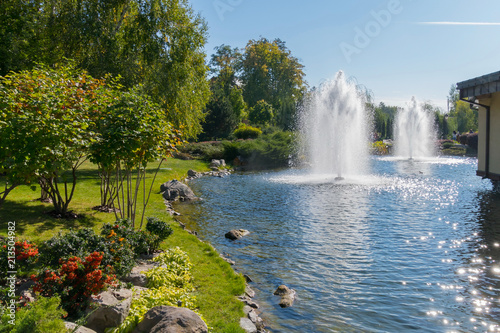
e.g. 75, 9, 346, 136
457, 71, 500, 186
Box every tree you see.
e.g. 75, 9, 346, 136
89, 87, 180, 227
0, 0, 211, 139
0, 63, 116, 214
455, 100, 478, 133
249, 100, 274, 126
240, 38, 307, 130
202, 44, 247, 140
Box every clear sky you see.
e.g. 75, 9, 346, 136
189, 0, 500, 111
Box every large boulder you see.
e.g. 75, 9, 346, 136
210, 159, 226, 169
161, 180, 198, 202
85, 289, 132, 333
132, 306, 208, 333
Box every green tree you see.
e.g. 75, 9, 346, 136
455, 100, 478, 133
240, 38, 307, 130
90, 87, 180, 227
249, 100, 274, 126
202, 45, 247, 140
0, 63, 115, 214
0, 0, 210, 139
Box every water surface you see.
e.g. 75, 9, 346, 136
176, 156, 500, 332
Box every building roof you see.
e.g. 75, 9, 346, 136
457, 70, 500, 100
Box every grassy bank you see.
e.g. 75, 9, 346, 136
0, 158, 246, 332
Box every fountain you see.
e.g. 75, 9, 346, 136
394, 97, 436, 159
300, 71, 370, 179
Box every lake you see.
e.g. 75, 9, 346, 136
176, 156, 500, 332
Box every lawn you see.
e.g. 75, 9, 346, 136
0, 158, 246, 333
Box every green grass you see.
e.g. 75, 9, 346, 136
0, 158, 246, 332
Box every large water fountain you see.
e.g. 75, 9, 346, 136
300, 71, 370, 179
394, 97, 436, 159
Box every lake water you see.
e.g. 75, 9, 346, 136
175, 156, 500, 332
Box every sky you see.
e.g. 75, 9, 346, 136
188, 0, 500, 111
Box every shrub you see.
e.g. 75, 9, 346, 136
466, 133, 478, 150
178, 142, 225, 160
0, 241, 39, 282
32, 252, 116, 316
146, 217, 173, 252
112, 247, 198, 333
372, 141, 388, 155
0, 296, 66, 333
40, 222, 137, 278
38, 228, 101, 268
233, 124, 262, 139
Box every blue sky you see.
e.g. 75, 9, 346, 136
189, 0, 500, 111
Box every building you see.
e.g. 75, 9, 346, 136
457, 71, 500, 187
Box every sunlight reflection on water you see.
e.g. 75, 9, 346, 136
175, 156, 500, 332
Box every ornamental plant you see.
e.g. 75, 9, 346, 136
145, 217, 173, 252
0, 63, 119, 214
112, 248, 199, 333
31, 252, 116, 315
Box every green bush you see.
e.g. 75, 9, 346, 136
179, 142, 225, 160
146, 217, 173, 252
233, 124, 262, 140
0, 296, 66, 333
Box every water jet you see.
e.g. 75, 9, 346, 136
300, 71, 370, 179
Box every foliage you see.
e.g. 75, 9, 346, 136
0, 63, 116, 213
202, 44, 247, 140
466, 132, 478, 150
225, 131, 296, 169
248, 100, 274, 126
0, 296, 66, 333
0, 0, 210, 139
239, 38, 307, 130
0, 241, 39, 283
113, 247, 197, 333
90, 88, 181, 226
179, 142, 226, 161
146, 217, 173, 252
38, 228, 102, 268
39, 220, 150, 277
32, 252, 116, 315
371, 141, 389, 155
454, 100, 478, 134
233, 124, 262, 140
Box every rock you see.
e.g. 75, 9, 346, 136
245, 286, 256, 298
65, 322, 97, 333
273, 285, 296, 308
122, 261, 156, 287
248, 309, 265, 330
133, 306, 208, 333
240, 317, 257, 333
160, 180, 198, 202
210, 159, 226, 169
85, 290, 132, 333
238, 296, 259, 309
225, 229, 250, 240
243, 274, 253, 283
187, 169, 200, 178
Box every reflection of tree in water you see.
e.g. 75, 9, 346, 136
468, 191, 500, 325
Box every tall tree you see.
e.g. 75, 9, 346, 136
240, 38, 307, 130
201, 44, 246, 140
0, 0, 210, 139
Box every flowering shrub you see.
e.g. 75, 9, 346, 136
31, 252, 116, 315
14, 241, 39, 261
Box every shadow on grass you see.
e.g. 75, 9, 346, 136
0, 200, 100, 238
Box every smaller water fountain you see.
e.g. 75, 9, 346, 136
394, 97, 436, 160
300, 71, 370, 180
